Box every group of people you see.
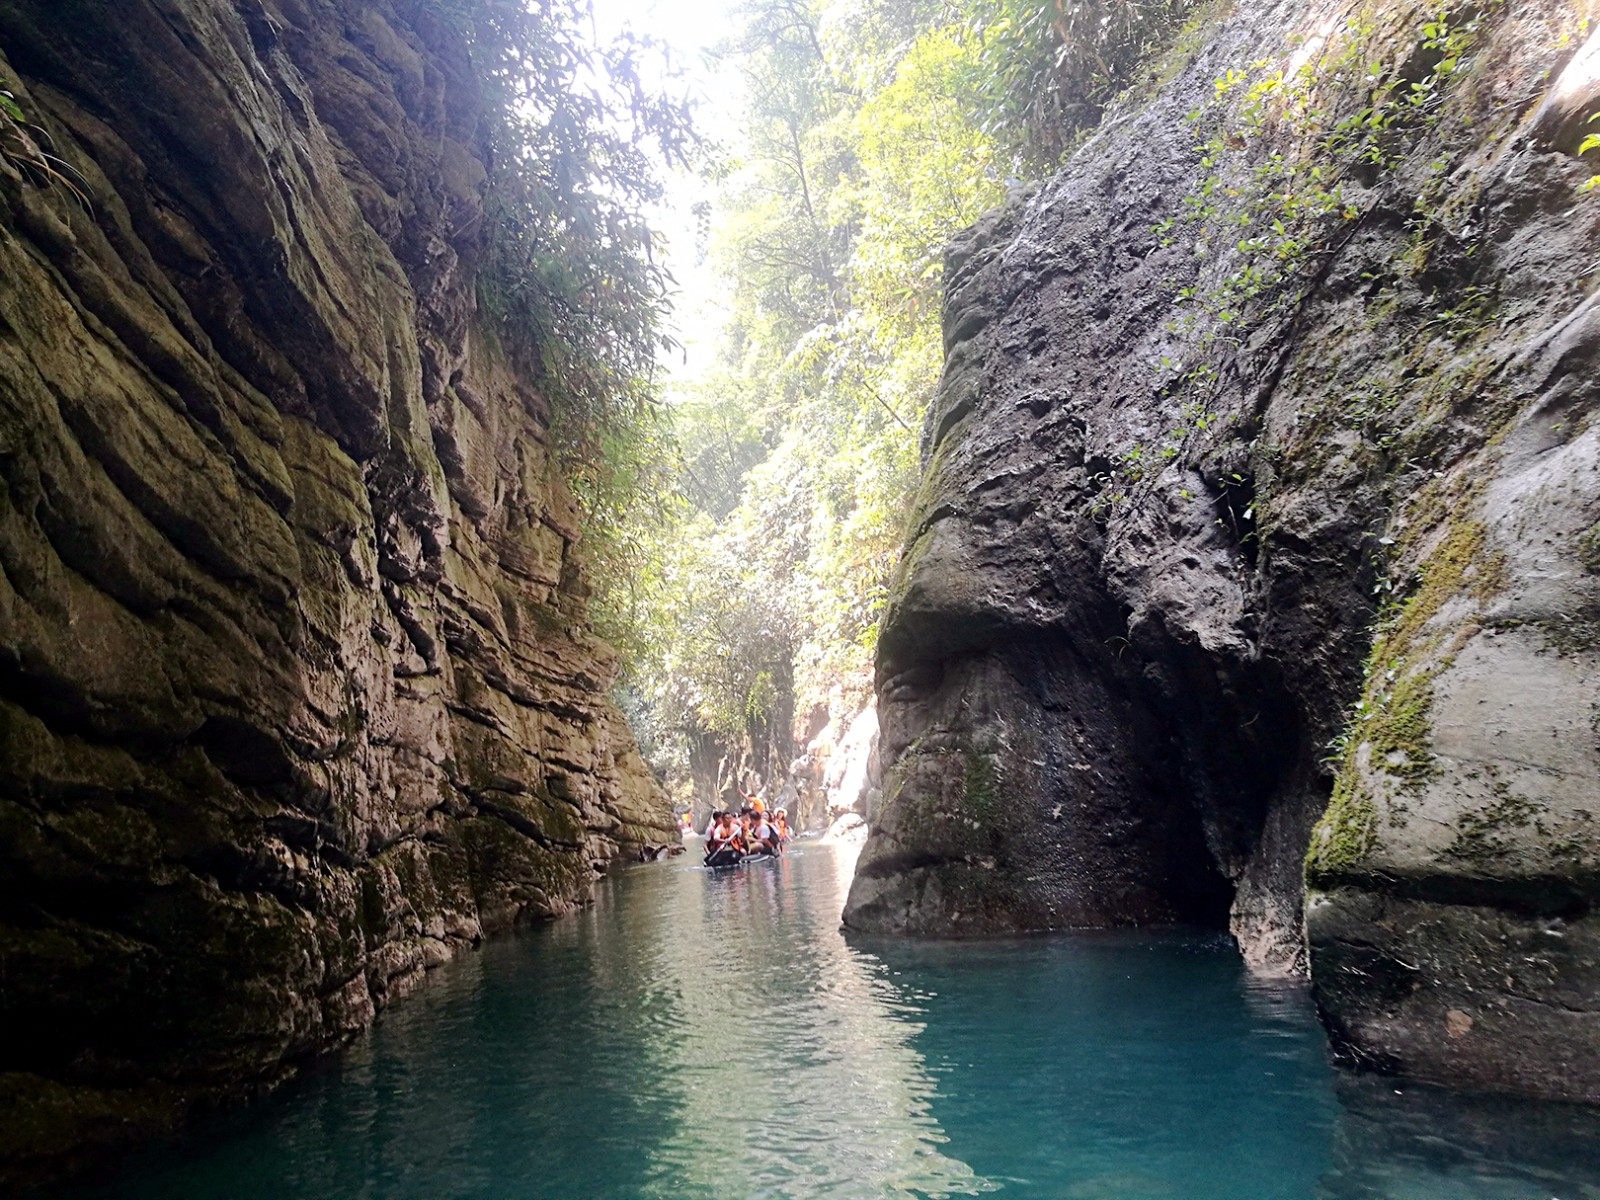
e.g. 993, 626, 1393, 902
702, 800, 791, 864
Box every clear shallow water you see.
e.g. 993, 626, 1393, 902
58, 842, 1600, 1200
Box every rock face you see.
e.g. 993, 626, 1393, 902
845, 0, 1600, 1102
775, 699, 879, 832
0, 0, 672, 1174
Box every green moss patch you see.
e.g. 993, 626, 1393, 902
1577, 522, 1600, 574
1513, 606, 1600, 657
1308, 514, 1505, 882
1305, 774, 1377, 879
962, 748, 999, 822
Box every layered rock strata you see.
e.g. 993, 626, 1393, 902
845, 0, 1600, 1101
0, 0, 672, 1174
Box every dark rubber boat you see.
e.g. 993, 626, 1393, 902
703, 848, 776, 869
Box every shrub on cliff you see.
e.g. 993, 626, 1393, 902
961, 0, 1200, 169
429, 0, 694, 580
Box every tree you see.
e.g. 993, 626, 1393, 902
622, 0, 1003, 795
621, 0, 1199, 798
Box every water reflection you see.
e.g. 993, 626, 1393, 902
851, 932, 1339, 1200
630, 844, 998, 1198
58, 842, 993, 1200
853, 929, 1600, 1200
1319, 1075, 1600, 1200
51, 843, 1600, 1200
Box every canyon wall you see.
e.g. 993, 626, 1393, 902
0, 0, 672, 1175
845, 0, 1600, 1102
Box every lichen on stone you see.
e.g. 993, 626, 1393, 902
1578, 522, 1600, 575
1444, 774, 1547, 865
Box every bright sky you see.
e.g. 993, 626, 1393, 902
591, 0, 742, 127
590, 0, 746, 382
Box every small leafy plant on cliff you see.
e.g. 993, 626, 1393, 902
0, 76, 90, 210
1162, 4, 1496, 350
1580, 116, 1600, 191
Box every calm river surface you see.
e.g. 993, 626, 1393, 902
61, 841, 1600, 1200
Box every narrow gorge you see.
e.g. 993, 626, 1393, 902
2, 0, 1599, 1191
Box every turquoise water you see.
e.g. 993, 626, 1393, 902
59, 841, 1600, 1199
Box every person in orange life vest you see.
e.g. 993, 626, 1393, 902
748, 812, 779, 856
705, 811, 745, 865
772, 809, 791, 847
712, 811, 741, 851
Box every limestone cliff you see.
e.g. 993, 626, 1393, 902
0, 0, 672, 1175
845, 0, 1600, 1102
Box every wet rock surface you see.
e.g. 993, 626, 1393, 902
0, 0, 671, 1176
845, 0, 1600, 1101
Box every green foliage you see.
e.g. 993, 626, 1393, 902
672, 378, 773, 521
849, 26, 1002, 342
638, 503, 799, 746
435, 0, 694, 590
1581, 114, 1600, 192
448, 0, 694, 395
1154, 2, 1499, 384
619, 0, 1227, 782
956, 0, 1201, 171
0, 75, 91, 210
623, 0, 1011, 780
572, 408, 685, 660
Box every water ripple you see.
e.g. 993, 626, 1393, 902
54, 843, 1600, 1200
